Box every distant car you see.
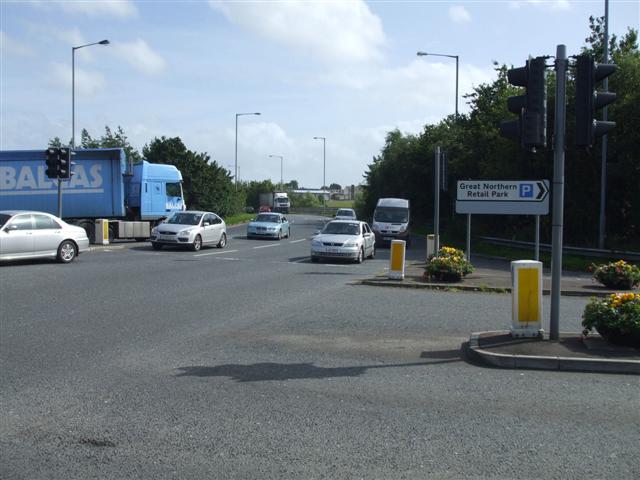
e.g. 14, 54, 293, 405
247, 213, 290, 240
0, 210, 90, 263
259, 206, 271, 213
310, 220, 375, 263
334, 208, 357, 220
150, 211, 226, 251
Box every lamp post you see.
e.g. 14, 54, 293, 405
235, 112, 261, 190
68, 39, 109, 218
72, 40, 110, 149
268, 155, 284, 191
416, 51, 459, 118
313, 136, 326, 216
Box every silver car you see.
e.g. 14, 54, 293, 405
0, 210, 90, 263
150, 211, 226, 251
310, 220, 375, 263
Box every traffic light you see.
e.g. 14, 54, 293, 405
500, 57, 547, 151
45, 148, 59, 179
58, 148, 71, 179
575, 55, 616, 147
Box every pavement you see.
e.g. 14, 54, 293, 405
361, 255, 640, 375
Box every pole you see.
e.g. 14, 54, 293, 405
234, 114, 238, 190
323, 139, 326, 217
550, 45, 568, 341
454, 56, 459, 118
280, 156, 283, 191
434, 147, 440, 256
598, 0, 610, 249
466, 214, 471, 262
535, 215, 540, 261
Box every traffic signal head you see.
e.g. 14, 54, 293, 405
58, 148, 71, 179
45, 148, 59, 179
499, 57, 547, 151
575, 55, 616, 147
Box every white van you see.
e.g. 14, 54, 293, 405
371, 198, 411, 246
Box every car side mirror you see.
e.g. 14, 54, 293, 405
204, 222, 210, 226
5, 224, 18, 232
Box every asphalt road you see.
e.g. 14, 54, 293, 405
1, 215, 638, 479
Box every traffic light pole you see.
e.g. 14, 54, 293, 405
550, 45, 568, 341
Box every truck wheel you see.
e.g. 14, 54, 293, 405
57, 240, 77, 263
217, 233, 227, 248
191, 235, 202, 251
108, 225, 116, 243
79, 221, 94, 242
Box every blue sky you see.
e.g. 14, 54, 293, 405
1, 1, 638, 188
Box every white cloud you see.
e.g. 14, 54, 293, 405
110, 39, 166, 75
509, 1, 571, 11
50, 62, 106, 96
55, 0, 138, 18
449, 5, 472, 24
210, 0, 386, 65
0, 31, 36, 57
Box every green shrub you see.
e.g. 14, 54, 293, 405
582, 293, 640, 348
590, 260, 640, 289
424, 246, 473, 282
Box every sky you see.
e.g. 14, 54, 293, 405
1, 1, 638, 189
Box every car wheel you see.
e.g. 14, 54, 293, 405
356, 248, 364, 264
191, 234, 202, 252
57, 240, 77, 263
277, 229, 282, 240
217, 233, 227, 248
368, 245, 375, 259
287, 228, 291, 238
151, 242, 163, 250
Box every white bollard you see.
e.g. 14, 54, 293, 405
511, 260, 543, 337
388, 239, 406, 280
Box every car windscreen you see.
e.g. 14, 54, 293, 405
322, 222, 359, 235
336, 209, 354, 217
166, 213, 202, 225
374, 206, 408, 223
255, 214, 280, 223
0, 214, 11, 228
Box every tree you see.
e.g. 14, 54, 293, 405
143, 136, 241, 217
329, 183, 342, 190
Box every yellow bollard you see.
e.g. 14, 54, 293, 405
388, 240, 406, 280
94, 219, 110, 245
511, 260, 543, 337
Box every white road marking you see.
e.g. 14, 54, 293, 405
253, 243, 281, 249
194, 249, 239, 257
289, 238, 306, 244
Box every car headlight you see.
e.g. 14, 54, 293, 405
178, 228, 194, 235
311, 239, 322, 247
343, 239, 358, 247
151, 227, 158, 234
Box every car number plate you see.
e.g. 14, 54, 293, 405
159, 235, 173, 240
383, 236, 393, 241
328, 248, 341, 253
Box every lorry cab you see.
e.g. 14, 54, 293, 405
371, 198, 411, 247
128, 161, 184, 220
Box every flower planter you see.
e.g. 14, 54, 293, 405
595, 325, 640, 348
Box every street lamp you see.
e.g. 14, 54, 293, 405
416, 51, 459, 118
268, 155, 284, 191
72, 39, 109, 149
68, 39, 109, 218
313, 136, 326, 216
235, 112, 261, 190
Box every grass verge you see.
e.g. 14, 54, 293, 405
224, 213, 255, 226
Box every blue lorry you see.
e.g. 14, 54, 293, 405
0, 148, 184, 241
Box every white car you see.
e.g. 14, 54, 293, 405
334, 208, 357, 220
150, 211, 226, 251
310, 220, 375, 263
0, 210, 90, 263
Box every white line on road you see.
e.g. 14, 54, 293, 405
252, 243, 281, 249
289, 239, 306, 244
194, 249, 239, 257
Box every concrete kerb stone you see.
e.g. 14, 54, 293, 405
465, 331, 640, 375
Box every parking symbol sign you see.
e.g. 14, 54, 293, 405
520, 184, 533, 198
